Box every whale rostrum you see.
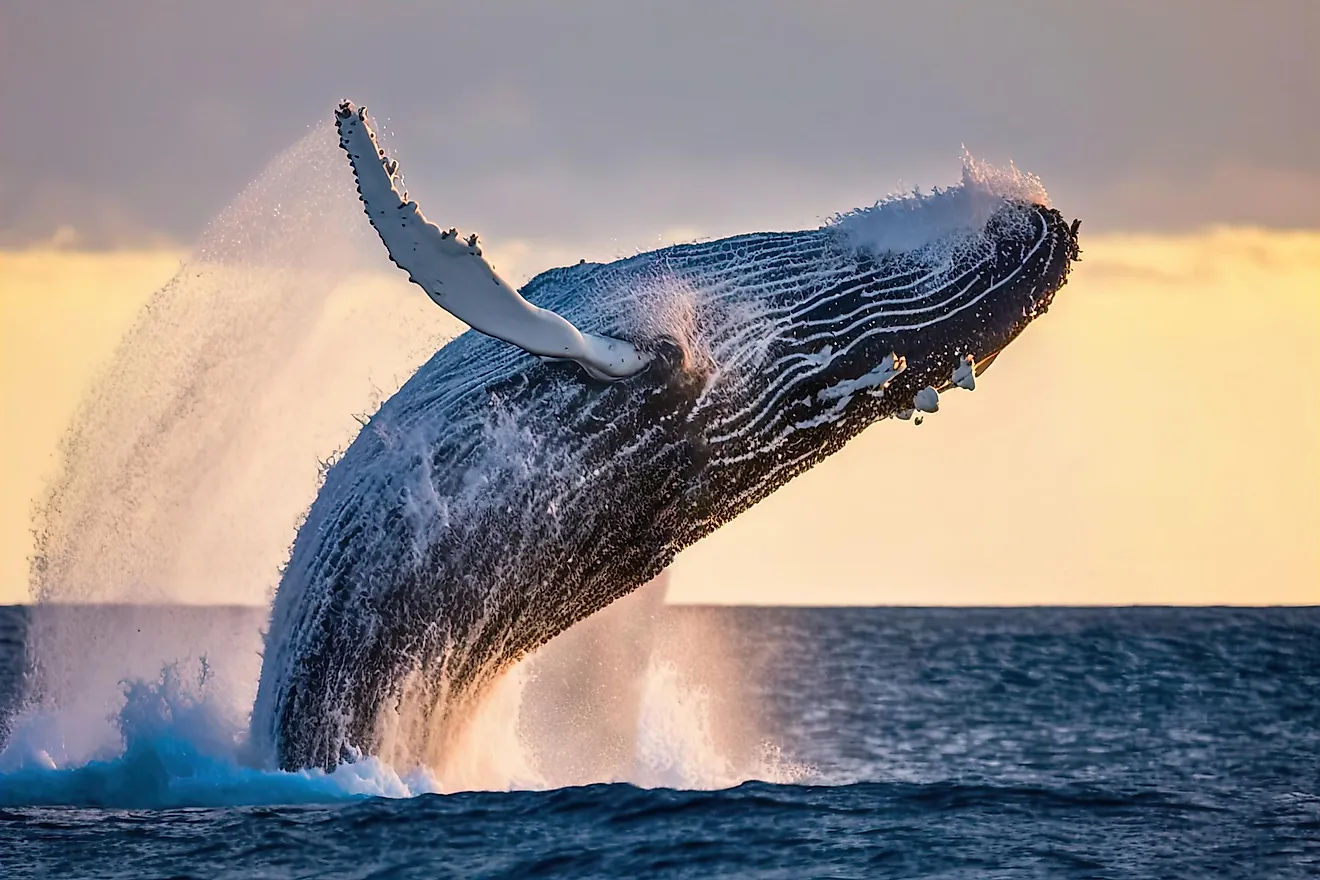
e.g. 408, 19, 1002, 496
335, 101, 652, 381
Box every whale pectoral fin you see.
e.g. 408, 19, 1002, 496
334, 101, 651, 381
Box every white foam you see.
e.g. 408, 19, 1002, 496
0, 665, 442, 807
0, 645, 795, 806
1, 576, 808, 806
832, 151, 1049, 262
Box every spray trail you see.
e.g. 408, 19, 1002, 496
18, 123, 450, 765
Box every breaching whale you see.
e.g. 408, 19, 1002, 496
252, 101, 1080, 771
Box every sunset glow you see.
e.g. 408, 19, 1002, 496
4, 230, 1316, 606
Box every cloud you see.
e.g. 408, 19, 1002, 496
2, 1, 1317, 247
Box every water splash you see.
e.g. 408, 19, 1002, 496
30, 123, 450, 608
0, 661, 437, 807
19, 123, 453, 757
833, 151, 1050, 263
0, 592, 799, 807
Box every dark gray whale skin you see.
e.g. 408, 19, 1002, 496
253, 198, 1080, 771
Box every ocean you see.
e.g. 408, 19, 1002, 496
1, 605, 1316, 878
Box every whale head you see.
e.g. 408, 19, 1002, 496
563, 177, 1082, 530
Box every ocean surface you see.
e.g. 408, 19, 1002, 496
1, 605, 1317, 878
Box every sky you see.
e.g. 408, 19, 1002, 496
0, 1, 1317, 605
2, 0, 1318, 248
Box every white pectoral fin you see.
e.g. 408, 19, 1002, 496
335, 101, 651, 380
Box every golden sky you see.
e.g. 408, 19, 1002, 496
1, 231, 1316, 606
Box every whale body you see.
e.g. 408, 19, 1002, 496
252, 103, 1080, 771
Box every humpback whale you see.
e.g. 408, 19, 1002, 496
252, 102, 1080, 771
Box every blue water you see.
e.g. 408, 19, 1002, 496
2, 606, 1317, 878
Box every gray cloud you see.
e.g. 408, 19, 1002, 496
2, 0, 1317, 248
